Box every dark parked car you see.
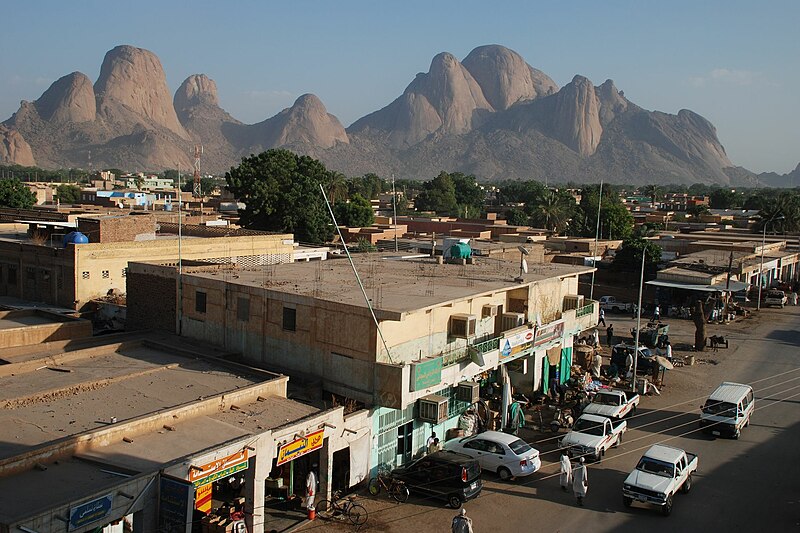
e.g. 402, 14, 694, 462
611, 344, 656, 375
391, 450, 482, 508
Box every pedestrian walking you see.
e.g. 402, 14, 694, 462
653, 305, 660, 323
559, 451, 572, 492
305, 465, 317, 510
624, 350, 634, 379
606, 324, 614, 347
665, 341, 673, 361
598, 308, 606, 327
452, 508, 474, 533
791, 292, 798, 306
573, 457, 588, 506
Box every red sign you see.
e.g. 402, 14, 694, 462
189, 449, 249, 484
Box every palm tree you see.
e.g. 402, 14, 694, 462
326, 171, 349, 205
529, 190, 574, 233
641, 184, 661, 206
756, 192, 800, 233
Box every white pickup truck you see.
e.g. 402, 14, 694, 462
623, 444, 698, 516
559, 414, 626, 462
599, 296, 634, 313
583, 389, 640, 420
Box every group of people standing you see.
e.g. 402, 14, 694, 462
560, 452, 589, 506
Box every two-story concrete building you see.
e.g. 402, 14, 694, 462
127, 251, 598, 472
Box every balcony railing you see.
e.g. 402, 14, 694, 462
440, 335, 502, 368
576, 301, 596, 318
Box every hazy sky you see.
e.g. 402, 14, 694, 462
2, 0, 798, 173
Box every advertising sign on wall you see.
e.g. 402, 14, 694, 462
499, 327, 535, 363
534, 320, 564, 348
411, 357, 443, 391
277, 429, 325, 466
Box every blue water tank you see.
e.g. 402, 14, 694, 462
449, 242, 472, 259
63, 231, 89, 247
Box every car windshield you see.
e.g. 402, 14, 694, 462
508, 439, 532, 455
574, 418, 605, 436
703, 399, 737, 416
636, 457, 675, 478
594, 393, 621, 406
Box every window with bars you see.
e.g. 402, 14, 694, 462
121, 268, 127, 277
102, 270, 109, 279
195, 291, 207, 313
82, 271, 90, 280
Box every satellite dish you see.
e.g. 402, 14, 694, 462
517, 245, 529, 256
522, 258, 528, 274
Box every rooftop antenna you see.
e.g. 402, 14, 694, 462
589, 179, 604, 300
193, 145, 204, 224
319, 184, 395, 364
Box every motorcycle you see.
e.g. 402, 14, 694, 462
550, 406, 574, 433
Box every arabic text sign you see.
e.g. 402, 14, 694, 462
189, 449, 249, 485
277, 429, 325, 466
69, 493, 113, 531
158, 475, 193, 533
411, 357, 442, 391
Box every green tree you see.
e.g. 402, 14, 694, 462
181, 177, 217, 196
450, 172, 484, 218
504, 208, 529, 226
355, 238, 377, 253
573, 185, 634, 239
0, 178, 37, 208
334, 194, 375, 227
56, 184, 81, 204
348, 173, 386, 200
756, 191, 800, 233
612, 237, 662, 275
527, 189, 575, 233
687, 204, 711, 218
327, 171, 349, 205
709, 188, 742, 209
641, 184, 661, 204
225, 149, 335, 244
161, 169, 179, 182
414, 172, 458, 214
498, 180, 546, 205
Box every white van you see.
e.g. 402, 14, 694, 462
699, 382, 754, 439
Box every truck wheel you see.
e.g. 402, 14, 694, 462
662, 494, 673, 516
623, 496, 632, 508
681, 474, 692, 494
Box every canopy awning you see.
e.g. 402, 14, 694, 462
646, 279, 751, 293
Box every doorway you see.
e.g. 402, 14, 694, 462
396, 421, 414, 464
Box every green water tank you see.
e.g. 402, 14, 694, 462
449, 242, 472, 259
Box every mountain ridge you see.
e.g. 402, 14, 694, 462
1, 44, 765, 186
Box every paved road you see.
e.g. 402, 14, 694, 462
303, 306, 800, 533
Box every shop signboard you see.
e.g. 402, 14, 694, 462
277, 429, 325, 466
195, 483, 213, 514
534, 320, 564, 349
411, 357, 442, 391
189, 449, 249, 487
499, 327, 535, 363
69, 493, 113, 531
158, 475, 193, 533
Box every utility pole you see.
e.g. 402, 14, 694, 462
589, 179, 604, 301
392, 173, 398, 252
631, 249, 646, 392
193, 145, 203, 224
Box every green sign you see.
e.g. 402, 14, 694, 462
412, 357, 442, 391
191, 460, 248, 487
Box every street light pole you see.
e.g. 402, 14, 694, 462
631, 248, 646, 392
757, 215, 784, 311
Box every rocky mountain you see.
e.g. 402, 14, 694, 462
1, 43, 765, 185
759, 163, 800, 188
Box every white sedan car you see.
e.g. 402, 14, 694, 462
443, 430, 540, 480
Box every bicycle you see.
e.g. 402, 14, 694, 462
316, 490, 368, 526
368, 470, 410, 502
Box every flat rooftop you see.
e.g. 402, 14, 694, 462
0, 333, 279, 461
184, 254, 593, 314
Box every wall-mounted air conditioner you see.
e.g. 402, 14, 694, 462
450, 314, 477, 338
418, 395, 448, 424
563, 294, 585, 311
482, 304, 499, 318
501, 312, 525, 332
455, 381, 480, 403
